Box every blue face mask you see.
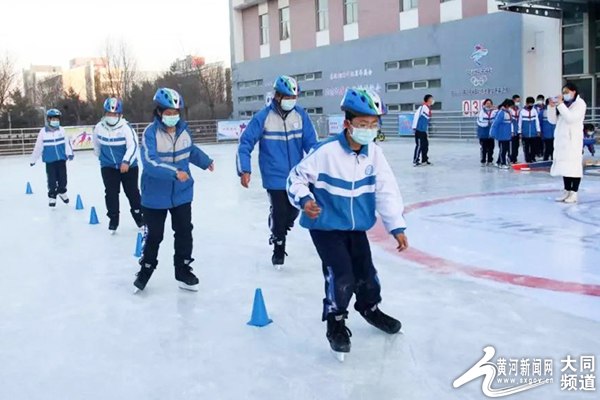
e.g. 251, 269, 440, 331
351, 127, 378, 145
162, 115, 180, 127
49, 120, 60, 128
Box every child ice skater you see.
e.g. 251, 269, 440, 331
491, 99, 514, 169
133, 88, 214, 293
541, 99, 556, 161
287, 88, 408, 359
518, 97, 541, 163
477, 99, 496, 166
93, 97, 144, 234
30, 109, 74, 207
583, 123, 596, 157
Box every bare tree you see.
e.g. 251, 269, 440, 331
36, 75, 63, 107
0, 54, 16, 111
196, 62, 227, 119
100, 38, 139, 100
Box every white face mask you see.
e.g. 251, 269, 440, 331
280, 99, 297, 111
351, 127, 378, 145
563, 92, 574, 102
430, 100, 435, 106
103, 116, 120, 126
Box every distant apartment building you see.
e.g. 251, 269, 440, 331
23, 65, 63, 104
229, 0, 597, 118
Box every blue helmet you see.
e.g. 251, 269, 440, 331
103, 97, 123, 114
273, 76, 300, 97
46, 109, 62, 118
340, 88, 387, 117
153, 88, 184, 109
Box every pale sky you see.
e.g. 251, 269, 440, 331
0, 0, 231, 73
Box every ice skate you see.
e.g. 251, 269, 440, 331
58, 193, 69, 204
48, 198, 56, 208
270, 236, 287, 269
133, 262, 155, 293
564, 191, 578, 204
175, 260, 199, 291
108, 216, 119, 235
359, 305, 402, 334
555, 190, 570, 202
326, 314, 351, 362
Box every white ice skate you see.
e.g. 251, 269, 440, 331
564, 191, 578, 204
331, 349, 347, 363
48, 198, 57, 208
555, 190, 570, 202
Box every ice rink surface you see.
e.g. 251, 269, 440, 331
0, 139, 598, 400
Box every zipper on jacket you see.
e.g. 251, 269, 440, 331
283, 115, 292, 171
350, 153, 358, 230
54, 131, 60, 160
171, 132, 176, 209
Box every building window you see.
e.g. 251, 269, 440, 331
594, 13, 600, 73
402, 0, 418, 12
400, 82, 412, 90
562, 17, 584, 75
316, 0, 329, 31
385, 61, 399, 70
239, 95, 265, 103
240, 110, 257, 118
238, 79, 263, 90
400, 103, 416, 111
344, 0, 358, 25
280, 7, 291, 41
294, 71, 323, 82
385, 56, 441, 71
306, 107, 324, 115
386, 83, 400, 92
387, 104, 400, 112
259, 14, 269, 45
300, 89, 323, 98
429, 79, 442, 88
413, 80, 429, 89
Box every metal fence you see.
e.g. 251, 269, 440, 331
2, 108, 599, 157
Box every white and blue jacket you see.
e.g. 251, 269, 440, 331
30, 126, 73, 164
477, 108, 497, 139
92, 118, 138, 169
541, 109, 556, 139
490, 109, 514, 141
509, 107, 520, 135
412, 104, 431, 133
140, 118, 213, 210
237, 102, 318, 190
518, 107, 541, 138
287, 133, 406, 236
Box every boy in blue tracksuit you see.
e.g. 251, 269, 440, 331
509, 94, 521, 163
133, 88, 214, 293
93, 97, 143, 233
541, 99, 556, 161
287, 88, 408, 357
30, 109, 74, 207
518, 97, 542, 163
412, 94, 434, 166
237, 75, 317, 267
491, 99, 514, 169
534, 95, 545, 158
477, 98, 497, 166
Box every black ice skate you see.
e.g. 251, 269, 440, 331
359, 305, 402, 334
58, 193, 69, 204
133, 262, 155, 293
131, 209, 144, 229
175, 260, 199, 292
270, 236, 287, 269
49, 197, 57, 208
326, 314, 352, 362
108, 215, 119, 235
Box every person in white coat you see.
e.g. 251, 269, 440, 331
548, 83, 587, 204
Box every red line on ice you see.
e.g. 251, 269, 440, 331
369, 189, 600, 297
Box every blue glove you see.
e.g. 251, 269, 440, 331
68, 155, 74, 161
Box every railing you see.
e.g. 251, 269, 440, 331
2, 109, 598, 157
0, 120, 218, 157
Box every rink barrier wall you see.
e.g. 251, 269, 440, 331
1, 109, 598, 156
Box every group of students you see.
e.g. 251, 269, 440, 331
477, 94, 558, 169
477, 93, 597, 169
29, 76, 409, 358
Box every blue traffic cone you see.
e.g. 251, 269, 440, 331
75, 195, 84, 210
247, 288, 273, 327
89, 207, 99, 225
134, 232, 143, 257
26, 182, 33, 195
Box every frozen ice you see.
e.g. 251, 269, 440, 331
0, 140, 598, 400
